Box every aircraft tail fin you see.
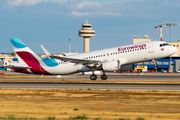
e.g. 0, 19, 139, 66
10, 38, 42, 64
10, 38, 50, 74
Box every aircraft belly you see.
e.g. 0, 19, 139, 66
43, 64, 83, 74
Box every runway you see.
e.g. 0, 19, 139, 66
1, 72, 180, 90
1, 72, 180, 81
1, 82, 180, 91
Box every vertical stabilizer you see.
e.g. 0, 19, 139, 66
10, 38, 50, 74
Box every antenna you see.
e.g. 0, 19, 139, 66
69, 39, 71, 53
85, 19, 88, 24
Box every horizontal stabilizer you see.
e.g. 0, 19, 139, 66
6, 65, 30, 70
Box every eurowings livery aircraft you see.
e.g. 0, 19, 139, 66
10, 38, 177, 80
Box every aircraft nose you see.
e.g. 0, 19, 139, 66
171, 46, 177, 54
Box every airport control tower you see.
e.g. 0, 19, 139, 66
79, 20, 95, 52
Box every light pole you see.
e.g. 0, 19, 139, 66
169, 24, 172, 72
69, 39, 71, 53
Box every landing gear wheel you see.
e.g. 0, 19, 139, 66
101, 74, 107, 80
90, 74, 97, 80
155, 66, 158, 70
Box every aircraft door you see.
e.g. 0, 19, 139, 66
148, 42, 154, 53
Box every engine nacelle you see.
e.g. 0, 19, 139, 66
102, 60, 120, 71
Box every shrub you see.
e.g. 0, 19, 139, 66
136, 117, 145, 120
69, 114, 88, 120
47, 116, 55, 120
73, 108, 78, 111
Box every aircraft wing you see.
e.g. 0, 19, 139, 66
50, 55, 102, 66
6, 65, 31, 70
41, 45, 51, 58
41, 45, 103, 66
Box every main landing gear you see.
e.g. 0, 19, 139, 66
90, 71, 108, 80
101, 74, 107, 80
90, 74, 97, 80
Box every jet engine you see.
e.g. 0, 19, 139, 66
102, 60, 120, 71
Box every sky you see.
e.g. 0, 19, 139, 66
0, 0, 180, 54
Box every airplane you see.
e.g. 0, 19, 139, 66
10, 38, 177, 80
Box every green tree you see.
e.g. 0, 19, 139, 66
10, 53, 15, 56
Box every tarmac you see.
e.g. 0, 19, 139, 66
0, 71, 180, 90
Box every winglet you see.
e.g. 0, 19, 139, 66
40, 45, 51, 58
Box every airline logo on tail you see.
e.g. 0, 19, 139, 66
10, 38, 52, 75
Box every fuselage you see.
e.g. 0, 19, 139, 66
13, 41, 177, 75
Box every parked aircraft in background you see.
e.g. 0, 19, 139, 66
10, 38, 177, 80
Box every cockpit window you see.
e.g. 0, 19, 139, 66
160, 43, 170, 47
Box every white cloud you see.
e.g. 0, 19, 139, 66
77, 1, 102, 9
97, 12, 122, 16
70, 11, 122, 16
70, 11, 92, 16
7, 0, 68, 6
